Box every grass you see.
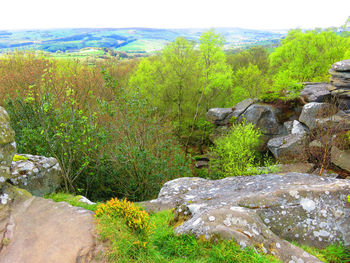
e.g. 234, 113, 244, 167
292, 242, 350, 263
47, 193, 350, 263
45, 192, 99, 211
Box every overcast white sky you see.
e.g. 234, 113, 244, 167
1, 0, 349, 30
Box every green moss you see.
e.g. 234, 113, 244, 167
45, 192, 99, 211
12, 154, 29, 162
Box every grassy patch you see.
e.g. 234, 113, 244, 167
45, 192, 99, 211
292, 242, 350, 263
97, 209, 281, 263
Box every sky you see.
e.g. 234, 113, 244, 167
1, 0, 349, 30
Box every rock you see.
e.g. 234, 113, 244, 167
195, 158, 209, 169
237, 104, 282, 136
267, 134, 308, 162
331, 59, 350, 72
10, 154, 62, 196
299, 102, 336, 130
0, 107, 15, 188
315, 110, 350, 131
143, 173, 350, 262
232, 98, 258, 118
274, 163, 315, 174
206, 108, 233, 126
300, 83, 331, 102
0, 185, 98, 263
291, 120, 309, 135
79, 196, 96, 205
331, 146, 350, 172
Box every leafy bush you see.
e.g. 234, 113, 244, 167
209, 121, 266, 178
95, 198, 152, 234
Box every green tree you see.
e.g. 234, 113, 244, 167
269, 29, 349, 91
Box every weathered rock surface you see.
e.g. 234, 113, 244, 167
267, 134, 308, 161
0, 107, 15, 188
331, 59, 350, 72
300, 83, 331, 102
10, 154, 62, 196
143, 173, 350, 262
299, 102, 336, 130
237, 104, 282, 136
331, 146, 350, 173
232, 98, 258, 118
206, 108, 233, 126
0, 185, 99, 263
329, 60, 350, 111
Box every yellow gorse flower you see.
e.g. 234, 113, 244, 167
95, 197, 152, 234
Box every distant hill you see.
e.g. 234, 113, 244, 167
0, 28, 287, 53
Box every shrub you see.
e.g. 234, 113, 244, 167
95, 198, 152, 234
209, 121, 264, 178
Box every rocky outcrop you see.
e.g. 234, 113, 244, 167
299, 102, 336, 130
300, 83, 332, 103
10, 154, 62, 196
329, 59, 350, 111
0, 107, 16, 188
206, 108, 234, 126
143, 173, 350, 262
0, 192, 99, 263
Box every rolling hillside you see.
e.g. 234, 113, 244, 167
0, 27, 286, 53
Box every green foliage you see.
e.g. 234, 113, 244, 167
270, 29, 349, 91
12, 154, 29, 162
231, 63, 269, 103
95, 198, 153, 235
129, 30, 232, 146
97, 208, 281, 263
209, 121, 265, 178
292, 242, 350, 263
45, 192, 99, 211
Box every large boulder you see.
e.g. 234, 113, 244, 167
267, 134, 308, 161
206, 108, 233, 126
0, 184, 99, 263
143, 173, 350, 262
299, 102, 336, 130
331, 146, 350, 173
232, 98, 258, 118
10, 154, 62, 196
237, 104, 282, 136
300, 83, 331, 102
0, 107, 16, 188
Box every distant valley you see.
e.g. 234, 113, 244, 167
0, 27, 286, 54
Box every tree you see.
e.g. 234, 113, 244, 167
269, 29, 349, 91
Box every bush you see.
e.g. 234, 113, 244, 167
209, 121, 265, 178
95, 198, 152, 235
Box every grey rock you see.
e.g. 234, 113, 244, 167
300, 83, 331, 102
315, 110, 350, 131
206, 108, 233, 126
283, 121, 293, 134
232, 98, 258, 118
331, 146, 350, 172
267, 134, 308, 162
10, 154, 62, 196
309, 140, 323, 149
237, 104, 281, 136
299, 102, 336, 130
331, 59, 350, 72
291, 120, 309, 135
0, 107, 15, 188
143, 173, 350, 262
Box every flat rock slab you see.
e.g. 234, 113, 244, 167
0, 197, 98, 263
143, 173, 350, 263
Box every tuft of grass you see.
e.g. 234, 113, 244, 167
45, 192, 99, 211
12, 154, 29, 162
292, 242, 350, 263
